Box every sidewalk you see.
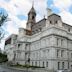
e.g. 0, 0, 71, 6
0, 64, 49, 72
0, 64, 28, 71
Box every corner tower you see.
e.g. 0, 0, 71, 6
26, 5, 36, 31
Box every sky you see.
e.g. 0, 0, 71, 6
0, 0, 72, 50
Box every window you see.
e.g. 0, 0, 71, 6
55, 21, 57, 24
57, 38, 59, 46
35, 62, 37, 66
47, 49, 49, 52
50, 21, 52, 24
58, 62, 60, 70
68, 28, 70, 32
32, 16, 34, 19
68, 62, 69, 69
43, 62, 44, 67
36, 30, 38, 33
18, 44, 21, 48
39, 28, 42, 31
57, 49, 59, 58
71, 53, 72, 58
32, 62, 33, 66
61, 39, 63, 46
46, 62, 48, 67
61, 50, 64, 57
62, 62, 64, 69
71, 65, 72, 69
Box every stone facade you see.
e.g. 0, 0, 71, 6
4, 6, 72, 71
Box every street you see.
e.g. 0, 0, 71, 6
0, 65, 32, 72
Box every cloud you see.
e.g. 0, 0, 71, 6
59, 10, 72, 26
52, 0, 72, 11
51, 0, 72, 26
0, 0, 47, 50
0, 0, 48, 35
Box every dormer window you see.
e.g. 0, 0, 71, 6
50, 21, 52, 24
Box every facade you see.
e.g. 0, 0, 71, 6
5, 6, 72, 71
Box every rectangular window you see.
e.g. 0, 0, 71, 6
46, 62, 48, 67
71, 53, 72, 58
18, 44, 20, 48
32, 62, 33, 66
58, 62, 60, 70
68, 62, 69, 69
35, 62, 37, 66
43, 62, 44, 67
61, 50, 64, 57
61, 39, 63, 46
71, 65, 72, 69
57, 38, 59, 46
57, 49, 59, 58
62, 62, 64, 69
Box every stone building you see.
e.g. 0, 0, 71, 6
5, 5, 72, 71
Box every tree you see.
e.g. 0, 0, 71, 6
0, 12, 8, 26
0, 52, 8, 63
0, 48, 1, 53
0, 11, 8, 41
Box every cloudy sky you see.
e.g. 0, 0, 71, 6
0, 0, 72, 50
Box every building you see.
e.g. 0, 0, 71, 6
5, 5, 72, 71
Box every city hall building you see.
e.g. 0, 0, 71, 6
5, 5, 72, 70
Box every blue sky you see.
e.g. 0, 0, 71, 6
0, 0, 72, 50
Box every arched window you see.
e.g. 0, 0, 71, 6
32, 16, 34, 19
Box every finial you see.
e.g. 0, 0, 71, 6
32, 0, 34, 7
46, 8, 53, 16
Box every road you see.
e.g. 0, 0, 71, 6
0, 65, 32, 72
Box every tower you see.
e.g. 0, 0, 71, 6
26, 4, 36, 31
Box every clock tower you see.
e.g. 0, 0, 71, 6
26, 5, 36, 31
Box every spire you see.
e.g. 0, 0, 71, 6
26, 0, 36, 31
28, 0, 36, 15
32, 0, 34, 8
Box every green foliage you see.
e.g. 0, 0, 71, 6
0, 52, 8, 63
0, 12, 8, 26
10, 63, 45, 69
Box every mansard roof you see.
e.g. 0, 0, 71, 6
48, 13, 61, 18
36, 18, 46, 24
